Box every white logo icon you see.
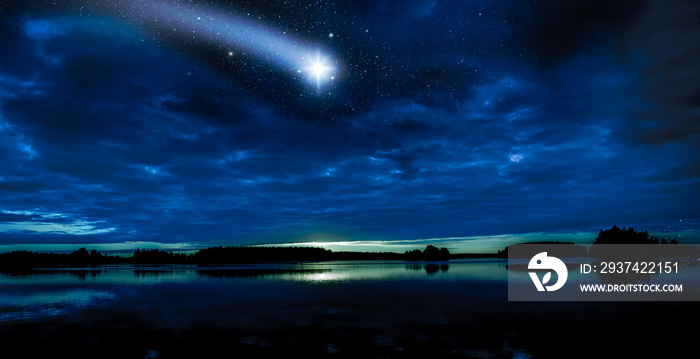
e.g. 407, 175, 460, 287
528, 252, 568, 292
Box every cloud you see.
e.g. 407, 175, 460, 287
23, 19, 66, 40
0, 209, 116, 236
624, 0, 700, 146
527, 0, 646, 64
0, 221, 116, 236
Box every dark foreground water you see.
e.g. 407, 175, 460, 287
0, 259, 697, 358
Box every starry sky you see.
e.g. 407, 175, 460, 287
0, 0, 698, 254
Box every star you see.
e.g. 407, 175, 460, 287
303, 52, 336, 90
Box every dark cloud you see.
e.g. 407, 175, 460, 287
625, 0, 700, 146
528, 0, 647, 63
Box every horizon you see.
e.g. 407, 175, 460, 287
1, 1, 698, 256
2, 226, 698, 256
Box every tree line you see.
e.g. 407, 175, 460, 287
0, 245, 452, 268
1, 225, 693, 267
499, 225, 698, 259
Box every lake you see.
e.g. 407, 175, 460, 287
0, 259, 696, 358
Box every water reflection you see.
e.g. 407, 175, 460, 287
134, 269, 175, 277
0, 260, 503, 322
302, 272, 348, 282
198, 268, 331, 278
0, 260, 696, 358
424, 263, 449, 275
0, 268, 105, 280
404, 263, 450, 275
0, 289, 115, 322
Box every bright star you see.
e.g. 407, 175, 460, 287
303, 52, 336, 90
312, 61, 330, 78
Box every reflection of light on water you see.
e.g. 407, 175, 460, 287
302, 272, 348, 282
0, 289, 115, 322
282, 260, 509, 282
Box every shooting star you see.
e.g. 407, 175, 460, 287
123, 1, 339, 92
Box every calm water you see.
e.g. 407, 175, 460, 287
0, 259, 696, 358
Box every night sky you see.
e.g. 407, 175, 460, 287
0, 0, 698, 254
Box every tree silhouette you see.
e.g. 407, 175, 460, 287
593, 225, 681, 245
404, 245, 450, 261
593, 225, 653, 244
